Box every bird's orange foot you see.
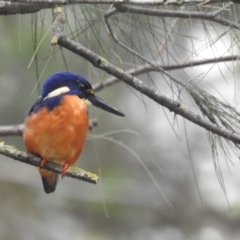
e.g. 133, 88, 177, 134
61, 164, 69, 178
40, 159, 47, 168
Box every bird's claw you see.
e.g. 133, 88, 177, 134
61, 164, 69, 179
40, 159, 47, 168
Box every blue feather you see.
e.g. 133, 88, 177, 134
29, 71, 93, 114
42, 71, 91, 99
28, 96, 62, 114
28, 71, 125, 117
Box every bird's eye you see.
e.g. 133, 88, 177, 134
78, 81, 85, 88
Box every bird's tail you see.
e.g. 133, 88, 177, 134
39, 169, 59, 194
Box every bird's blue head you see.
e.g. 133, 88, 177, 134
41, 72, 92, 100
30, 71, 124, 117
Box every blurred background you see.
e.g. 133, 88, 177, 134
1, 4, 240, 240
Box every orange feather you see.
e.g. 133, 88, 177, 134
23, 95, 89, 193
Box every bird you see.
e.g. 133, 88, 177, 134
23, 71, 124, 194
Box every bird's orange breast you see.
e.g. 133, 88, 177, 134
23, 95, 89, 166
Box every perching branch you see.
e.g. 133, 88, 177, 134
0, 142, 98, 184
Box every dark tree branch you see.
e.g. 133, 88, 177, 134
1, 0, 236, 15
0, 1, 54, 15
2, 0, 231, 7
115, 3, 240, 30
0, 142, 98, 184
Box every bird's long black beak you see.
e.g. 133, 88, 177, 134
87, 95, 125, 117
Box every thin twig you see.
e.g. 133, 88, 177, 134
104, 8, 155, 69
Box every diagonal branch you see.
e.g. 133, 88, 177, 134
56, 35, 240, 145
0, 142, 98, 184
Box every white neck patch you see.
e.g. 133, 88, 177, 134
83, 99, 92, 106
43, 86, 70, 100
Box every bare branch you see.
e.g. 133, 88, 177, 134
3, 0, 231, 6
104, 8, 157, 70
0, 1, 54, 15
0, 142, 98, 184
1, 0, 236, 15
3, 0, 168, 4
93, 55, 240, 92
115, 3, 240, 30
0, 124, 24, 136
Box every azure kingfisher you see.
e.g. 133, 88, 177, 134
23, 71, 124, 194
